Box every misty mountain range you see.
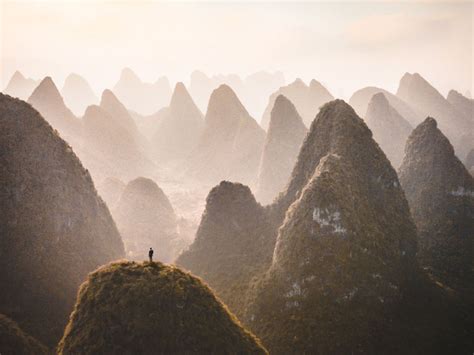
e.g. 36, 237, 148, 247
1, 68, 473, 354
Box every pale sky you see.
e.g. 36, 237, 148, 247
0, 0, 472, 98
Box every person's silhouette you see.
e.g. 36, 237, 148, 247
148, 247, 154, 262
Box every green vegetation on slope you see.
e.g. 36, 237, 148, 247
58, 261, 267, 355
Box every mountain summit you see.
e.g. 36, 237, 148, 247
61, 73, 98, 116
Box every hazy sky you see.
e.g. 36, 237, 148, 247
1, 1, 472, 98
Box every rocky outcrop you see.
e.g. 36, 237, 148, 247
261, 79, 334, 129
3, 71, 38, 100
0, 94, 124, 345
188, 84, 265, 186
152, 82, 204, 162
349, 86, 422, 126
114, 177, 179, 262
256, 95, 308, 204
61, 73, 98, 116
398, 117, 474, 288
58, 261, 268, 354
365, 93, 413, 168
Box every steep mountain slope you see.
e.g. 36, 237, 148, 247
0, 94, 124, 345
61, 73, 98, 116
114, 177, 179, 262
349, 86, 422, 126
365, 93, 413, 168
112, 67, 171, 115
27, 76, 82, 146
261, 78, 334, 129
396, 73, 473, 158
246, 100, 418, 353
398, 117, 474, 288
96, 177, 126, 210
177, 181, 275, 318
3, 71, 38, 100
152, 82, 204, 162
0, 314, 48, 355
188, 84, 265, 186
58, 261, 268, 354
256, 95, 308, 204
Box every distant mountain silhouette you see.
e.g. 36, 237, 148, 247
152, 82, 204, 163
114, 177, 179, 262
189, 70, 285, 118
0, 94, 124, 346
261, 78, 334, 129
256, 95, 307, 204
349, 86, 422, 126
397, 73, 473, 158
399, 117, 474, 289
58, 261, 268, 354
61, 73, 98, 116
27, 77, 82, 146
96, 177, 126, 209
187, 84, 265, 186
3, 71, 39, 100
113, 67, 171, 115
365, 93, 413, 168
80, 100, 153, 181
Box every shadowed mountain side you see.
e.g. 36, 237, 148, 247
399, 117, 474, 290
0, 94, 124, 346
0, 314, 48, 355
177, 181, 275, 319
58, 261, 268, 354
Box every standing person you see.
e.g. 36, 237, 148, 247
148, 247, 154, 262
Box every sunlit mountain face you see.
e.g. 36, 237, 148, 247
1, 1, 473, 354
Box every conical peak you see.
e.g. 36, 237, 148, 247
125, 177, 164, 197
418, 116, 438, 130
170, 82, 192, 106
366, 93, 391, 118
269, 95, 303, 131
28, 76, 64, 105
290, 78, 307, 89
206, 84, 248, 117
100, 89, 122, 108
11, 70, 25, 81
309, 79, 324, 90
